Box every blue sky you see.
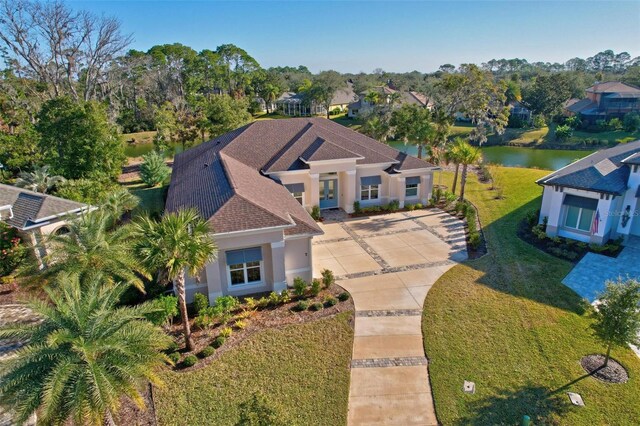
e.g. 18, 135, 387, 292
72, 1, 639, 73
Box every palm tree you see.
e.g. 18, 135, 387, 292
132, 208, 217, 351
0, 274, 171, 426
364, 90, 380, 105
102, 188, 140, 225
14, 165, 65, 194
456, 140, 481, 202
38, 210, 149, 291
447, 138, 466, 194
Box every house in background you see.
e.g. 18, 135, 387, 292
166, 117, 436, 302
0, 183, 90, 265
564, 81, 640, 123
275, 82, 357, 116
537, 140, 640, 245
508, 101, 532, 123
347, 86, 433, 118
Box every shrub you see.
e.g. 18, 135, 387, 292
293, 300, 309, 312
193, 293, 209, 314
321, 269, 335, 289
220, 327, 233, 338
555, 124, 573, 141
414, 203, 423, 209
167, 352, 181, 365
199, 346, 215, 358
608, 117, 623, 131
309, 302, 324, 311
55, 178, 117, 204
444, 191, 457, 204
324, 296, 338, 307
268, 291, 280, 306
405, 203, 415, 211
193, 309, 217, 330
525, 210, 539, 228
235, 319, 248, 330
145, 294, 179, 327
338, 292, 350, 302
212, 335, 226, 348
182, 355, 198, 368
165, 340, 180, 353
532, 224, 547, 240
293, 277, 308, 297
623, 112, 640, 132
243, 297, 258, 311
0, 222, 26, 277
469, 232, 481, 250
140, 150, 170, 187
212, 295, 239, 323
565, 115, 581, 129
532, 114, 546, 129
257, 297, 269, 308
279, 289, 291, 304
353, 201, 361, 214
310, 278, 322, 296
388, 199, 400, 211
311, 205, 321, 221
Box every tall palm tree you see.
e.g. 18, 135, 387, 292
0, 274, 171, 426
364, 90, 380, 105
132, 208, 217, 351
38, 210, 149, 291
14, 165, 65, 194
447, 138, 466, 194
456, 140, 481, 202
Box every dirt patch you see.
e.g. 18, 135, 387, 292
581, 354, 629, 384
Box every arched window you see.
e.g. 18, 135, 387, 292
53, 226, 70, 236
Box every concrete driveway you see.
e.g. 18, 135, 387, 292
312, 209, 468, 425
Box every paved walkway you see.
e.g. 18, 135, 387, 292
314, 209, 468, 425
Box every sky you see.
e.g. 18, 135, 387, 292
71, 0, 640, 73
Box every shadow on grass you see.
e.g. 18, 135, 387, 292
466, 194, 590, 315
453, 385, 571, 426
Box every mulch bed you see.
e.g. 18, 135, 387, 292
580, 354, 629, 384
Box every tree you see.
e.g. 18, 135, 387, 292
451, 139, 481, 201
36, 209, 149, 291
252, 70, 283, 113
361, 113, 390, 142
14, 165, 65, 193
215, 44, 260, 97
140, 150, 170, 187
306, 70, 346, 118
0, 274, 171, 426
36, 97, 126, 180
364, 90, 380, 105
132, 208, 217, 351
101, 187, 140, 224
390, 104, 435, 159
446, 138, 465, 194
591, 278, 640, 367
523, 74, 572, 118
0, 125, 40, 175
202, 94, 252, 138
0, 0, 132, 101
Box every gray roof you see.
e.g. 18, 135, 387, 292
0, 183, 88, 229
537, 140, 640, 195
622, 152, 640, 165
166, 118, 434, 235
566, 99, 597, 114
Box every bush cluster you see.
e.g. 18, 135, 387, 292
182, 355, 198, 368
0, 223, 26, 277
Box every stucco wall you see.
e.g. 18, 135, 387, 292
284, 236, 313, 283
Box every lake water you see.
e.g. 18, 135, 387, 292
125, 139, 595, 171
386, 142, 594, 170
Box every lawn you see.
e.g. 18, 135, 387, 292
154, 312, 354, 426
120, 181, 168, 217
485, 124, 639, 147
423, 167, 640, 425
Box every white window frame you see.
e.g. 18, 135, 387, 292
563, 205, 595, 233
290, 191, 304, 205
405, 183, 419, 198
360, 184, 379, 201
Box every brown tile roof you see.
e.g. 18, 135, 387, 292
586, 81, 640, 94
166, 118, 434, 235
0, 183, 88, 229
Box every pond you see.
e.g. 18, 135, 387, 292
386, 142, 595, 170
125, 139, 595, 171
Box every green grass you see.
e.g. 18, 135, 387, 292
121, 131, 157, 145
424, 168, 640, 425
121, 181, 168, 217
154, 312, 354, 426
485, 124, 639, 147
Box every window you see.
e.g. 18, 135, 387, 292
361, 185, 379, 200
226, 248, 263, 286
291, 191, 303, 204
405, 184, 419, 197
563, 195, 597, 232
360, 176, 381, 201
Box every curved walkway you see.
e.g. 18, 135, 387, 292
313, 209, 468, 425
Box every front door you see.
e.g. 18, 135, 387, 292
319, 179, 338, 209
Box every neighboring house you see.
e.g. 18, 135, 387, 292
0, 183, 90, 264
166, 117, 437, 302
347, 86, 433, 118
508, 101, 532, 123
275, 82, 357, 116
537, 140, 640, 245
564, 81, 640, 123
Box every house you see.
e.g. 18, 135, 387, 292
0, 184, 90, 264
275, 83, 357, 116
537, 140, 640, 245
508, 101, 532, 123
347, 86, 433, 118
165, 117, 437, 302
564, 81, 640, 123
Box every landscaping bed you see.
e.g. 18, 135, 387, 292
581, 355, 629, 384
518, 212, 624, 262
